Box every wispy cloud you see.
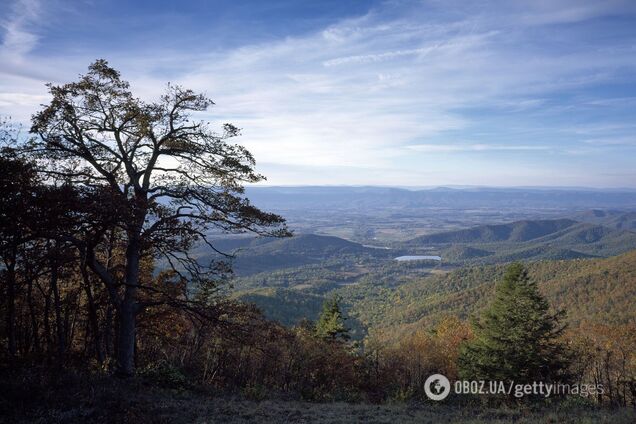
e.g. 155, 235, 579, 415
323, 46, 440, 67
0, 0, 41, 59
583, 136, 636, 146
0, 0, 635, 186
405, 144, 552, 153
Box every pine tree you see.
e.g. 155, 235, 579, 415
458, 263, 571, 384
315, 295, 350, 341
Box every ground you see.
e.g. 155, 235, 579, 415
127, 398, 635, 424
2, 373, 634, 424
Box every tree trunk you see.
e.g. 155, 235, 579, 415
116, 236, 141, 376
117, 301, 136, 376
26, 276, 40, 355
105, 304, 114, 359
43, 284, 52, 362
5, 260, 17, 358
81, 264, 104, 363
50, 259, 66, 360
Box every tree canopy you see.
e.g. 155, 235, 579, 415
19, 60, 290, 375
458, 263, 570, 386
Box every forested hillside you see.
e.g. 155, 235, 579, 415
235, 249, 636, 339
406, 219, 579, 244
341, 250, 636, 337
572, 210, 636, 230
222, 216, 636, 331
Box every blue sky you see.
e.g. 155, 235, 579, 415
1, 0, 636, 187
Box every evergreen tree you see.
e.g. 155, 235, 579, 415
315, 295, 350, 341
458, 263, 571, 384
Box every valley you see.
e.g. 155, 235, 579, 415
194, 187, 636, 338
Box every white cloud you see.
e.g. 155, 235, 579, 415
323, 46, 439, 67
0, 0, 41, 59
405, 144, 552, 153
0, 0, 635, 186
510, 0, 636, 25
0, 91, 48, 107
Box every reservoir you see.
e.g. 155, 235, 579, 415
394, 255, 442, 261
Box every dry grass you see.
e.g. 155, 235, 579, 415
2, 372, 634, 424
173, 399, 635, 424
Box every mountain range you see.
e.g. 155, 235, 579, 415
245, 186, 636, 210
207, 215, 636, 275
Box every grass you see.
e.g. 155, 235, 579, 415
1, 369, 634, 424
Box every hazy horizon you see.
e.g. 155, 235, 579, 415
247, 184, 636, 191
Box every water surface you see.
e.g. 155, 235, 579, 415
394, 255, 442, 261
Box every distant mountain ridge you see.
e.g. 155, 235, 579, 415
210, 234, 375, 257
572, 210, 636, 231
245, 186, 636, 210
400, 218, 636, 264
199, 217, 636, 275
202, 233, 390, 275
406, 219, 578, 244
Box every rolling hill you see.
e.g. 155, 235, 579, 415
440, 246, 493, 261
406, 219, 578, 244
404, 218, 636, 264
198, 217, 636, 277
232, 249, 636, 342
572, 210, 636, 231
341, 250, 636, 338
201, 233, 392, 275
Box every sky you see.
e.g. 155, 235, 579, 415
1, 0, 636, 188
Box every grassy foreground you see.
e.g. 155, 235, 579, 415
1, 371, 634, 424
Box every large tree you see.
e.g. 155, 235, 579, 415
27, 60, 289, 375
458, 263, 571, 387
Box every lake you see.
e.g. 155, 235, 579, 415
394, 255, 442, 261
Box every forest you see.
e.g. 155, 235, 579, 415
1, 61, 636, 423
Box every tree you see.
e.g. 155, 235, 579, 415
26, 60, 290, 375
569, 322, 636, 406
315, 295, 350, 341
0, 148, 38, 358
458, 263, 570, 386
